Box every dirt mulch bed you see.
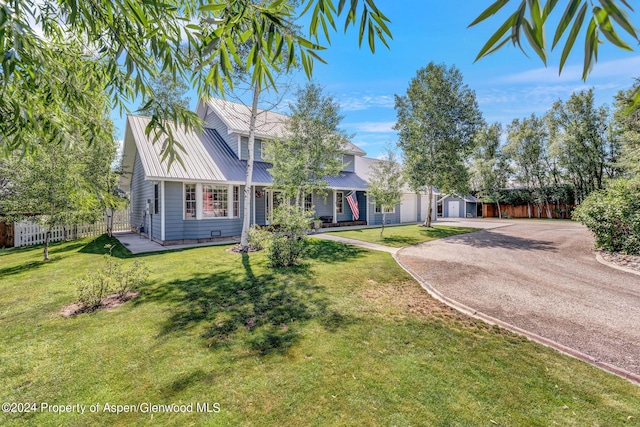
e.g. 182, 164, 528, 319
601, 251, 640, 273
61, 291, 140, 317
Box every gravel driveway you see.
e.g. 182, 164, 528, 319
397, 220, 640, 377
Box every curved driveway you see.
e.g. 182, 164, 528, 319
397, 219, 640, 378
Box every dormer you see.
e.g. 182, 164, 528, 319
197, 97, 366, 169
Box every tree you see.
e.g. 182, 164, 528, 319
504, 114, 553, 217
469, 123, 511, 218
367, 148, 404, 237
395, 62, 483, 227
547, 89, 616, 203
612, 80, 640, 176
0, 0, 391, 162
265, 83, 348, 208
0, 138, 118, 260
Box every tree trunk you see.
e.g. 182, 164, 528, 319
422, 186, 433, 227
545, 200, 552, 219
380, 211, 386, 237
527, 202, 531, 218
240, 85, 260, 251
496, 201, 502, 219
44, 228, 50, 261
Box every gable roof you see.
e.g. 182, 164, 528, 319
202, 97, 366, 157
121, 115, 226, 186
120, 117, 368, 190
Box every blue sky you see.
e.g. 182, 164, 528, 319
111, 1, 640, 159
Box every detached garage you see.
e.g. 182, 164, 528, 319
439, 194, 479, 218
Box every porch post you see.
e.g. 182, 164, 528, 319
252, 185, 255, 225
333, 190, 337, 224
160, 181, 165, 241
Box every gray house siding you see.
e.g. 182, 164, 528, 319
240, 137, 263, 161
342, 155, 355, 172
313, 193, 334, 219
130, 152, 154, 233
205, 112, 239, 158
255, 187, 267, 225
164, 181, 244, 241
356, 191, 367, 221
164, 182, 185, 241
368, 200, 400, 225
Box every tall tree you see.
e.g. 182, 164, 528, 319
367, 148, 404, 237
504, 114, 552, 217
0, 0, 391, 162
612, 80, 640, 176
547, 89, 616, 203
469, 123, 511, 218
395, 62, 483, 227
265, 83, 348, 208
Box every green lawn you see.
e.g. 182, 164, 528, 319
1, 236, 639, 426
324, 224, 479, 247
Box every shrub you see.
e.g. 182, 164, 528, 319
77, 269, 112, 309
75, 254, 149, 308
573, 179, 640, 254
247, 225, 269, 251
111, 260, 149, 297
267, 204, 311, 267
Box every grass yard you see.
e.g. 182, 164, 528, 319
1, 236, 639, 426
324, 224, 479, 247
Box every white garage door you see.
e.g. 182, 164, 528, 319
401, 194, 416, 223
448, 200, 460, 218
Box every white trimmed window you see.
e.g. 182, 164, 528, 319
184, 184, 196, 219
375, 205, 395, 214
304, 193, 313, 211
336, 192, 343, 213
233, 186, 240, 218
186, 184, 240, 219
203, 185, 228, 218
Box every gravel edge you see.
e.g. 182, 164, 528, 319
393, 249, 640, 387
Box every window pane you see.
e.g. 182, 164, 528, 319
305, 193, 313, 212
233, 186, 239, 218
336, 192, 343, 213
185, 184, 196, 219
203, 185, 228, 218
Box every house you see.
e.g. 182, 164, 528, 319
438, 194, 480, 218
119, 98, 381, 245
354, 156, 438, 225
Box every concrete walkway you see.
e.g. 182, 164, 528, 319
114, 232, 238, 255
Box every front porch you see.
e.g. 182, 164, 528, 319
321, 220, 367, 228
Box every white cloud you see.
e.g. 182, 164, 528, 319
347, 121, 396, 133
496, 56, 640, 84
340, 94, 395, 111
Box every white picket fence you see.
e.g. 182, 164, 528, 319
14, 210, 130, 248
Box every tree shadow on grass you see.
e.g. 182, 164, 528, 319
304, 239, 367, 263
137, 252, 346, 355
79, 234, 133, 258
0, 257, 63, 278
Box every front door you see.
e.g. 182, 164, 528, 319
265, 190, 283, 224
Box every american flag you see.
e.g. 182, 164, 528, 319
346, 191, 359, 220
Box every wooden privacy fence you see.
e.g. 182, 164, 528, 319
11, 210, 130, 248
482, 203, 575, 219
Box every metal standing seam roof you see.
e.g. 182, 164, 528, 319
204, 97, 367, 156
126, 115, 226, 182
203, 128, 368, 189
